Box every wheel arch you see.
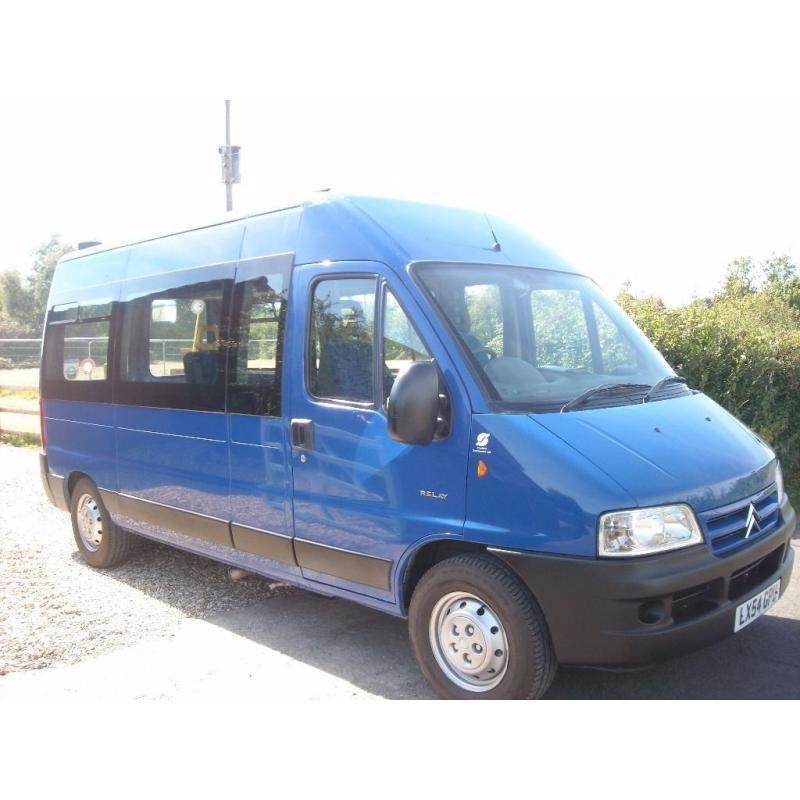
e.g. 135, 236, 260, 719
398, 538, 491, 614
65, 470, 94, 505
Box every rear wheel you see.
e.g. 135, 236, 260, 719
70, 478, 133, 568
409, 553, 556, 699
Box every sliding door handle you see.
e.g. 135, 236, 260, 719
290, 418, 314, 451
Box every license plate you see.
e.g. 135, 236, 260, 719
734, 579, 781, 632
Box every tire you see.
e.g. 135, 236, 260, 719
70, 477, 133, 568
409, 553, 556, 700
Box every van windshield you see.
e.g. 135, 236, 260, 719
415, 264, 680, 412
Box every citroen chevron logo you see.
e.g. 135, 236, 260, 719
745, 503, 762, 539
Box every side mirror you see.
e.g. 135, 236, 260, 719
387, 361, 442, 445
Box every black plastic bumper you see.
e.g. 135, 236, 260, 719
492, 498, 796, 667
39, 452, 68, 512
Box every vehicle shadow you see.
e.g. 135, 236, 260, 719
91, 537, 800, 700
205, 590, 800, 700
549, 612, 800, 699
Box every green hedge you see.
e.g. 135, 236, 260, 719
618, 287, 800, 499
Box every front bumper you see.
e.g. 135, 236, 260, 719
492, 497, 796, 667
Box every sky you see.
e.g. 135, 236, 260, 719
1, 3, 799, 307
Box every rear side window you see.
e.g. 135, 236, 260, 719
117, 278, 231, 411
146, 295, 221, 380
44, 320, 111, 382
308, 277, 377, 404
41, 304, 114, 402
120, 281, 226, 387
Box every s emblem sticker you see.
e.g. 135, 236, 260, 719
473, 432, 492, 454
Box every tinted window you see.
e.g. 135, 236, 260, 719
308, 277, 376, 404
228, 265, 289, 416
382, 289, 430, 403
43, 320, 111, 382
146, 295, 220, 380
117, 279, 230, 410
42, 308, 114, 402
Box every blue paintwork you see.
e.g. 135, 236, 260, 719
43, 193, 782, 618
43, 399, 117, 491
532, 393, 777, 514
115, 405, 230, 520
285, 261, 472, 600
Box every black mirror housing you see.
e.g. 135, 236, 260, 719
387, 361, 441, 445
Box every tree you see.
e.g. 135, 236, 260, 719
28, 235, 73, 329
0, 270, 35, 332
761, 254, 800, 312
720, 256, 755, 299
618, 254, 800, 498
0, 235, 73, 337
719, 254, 800, 312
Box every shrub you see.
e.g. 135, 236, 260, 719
619, 283, 800, 498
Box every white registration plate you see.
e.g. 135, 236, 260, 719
734, 579, 781, 632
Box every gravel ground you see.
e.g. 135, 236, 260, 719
0, 445, 292, 675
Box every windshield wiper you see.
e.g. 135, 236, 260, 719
560, 383, 650, 413
643, 375, 687, 403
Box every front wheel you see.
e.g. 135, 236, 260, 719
409, 553, 556, 699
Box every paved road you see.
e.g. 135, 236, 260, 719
2, 540, 798, 700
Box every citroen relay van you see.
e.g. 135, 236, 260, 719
39, 193, 795, 699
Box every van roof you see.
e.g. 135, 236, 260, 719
58, 192, 577, 275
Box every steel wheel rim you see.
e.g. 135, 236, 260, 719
429, 591, 509, 692
76, 493, 103, 552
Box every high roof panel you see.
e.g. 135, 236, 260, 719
56, 193, 578, 276
295, 194, 579, 273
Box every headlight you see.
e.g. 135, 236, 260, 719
775, 462, 784, 501
598, 504, 703, 557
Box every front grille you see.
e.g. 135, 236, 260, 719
671, 580, 721, 623
728, 545, 785, 601
701, 485, 781, 555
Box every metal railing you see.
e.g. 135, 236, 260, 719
0, 338, 42, 367
0, 337, 278, 370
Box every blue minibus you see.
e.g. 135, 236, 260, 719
39, 193, 795, 699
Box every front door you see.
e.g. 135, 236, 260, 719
284, 262, 471, 604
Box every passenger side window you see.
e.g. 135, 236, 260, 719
228, 270, 288, 416
117, 277, 230, 411
43, 319, 111, 383
308, 277, 376, 404
382, 289, 430, 403
120, 280, 227, 387
147, 296, 220, 379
